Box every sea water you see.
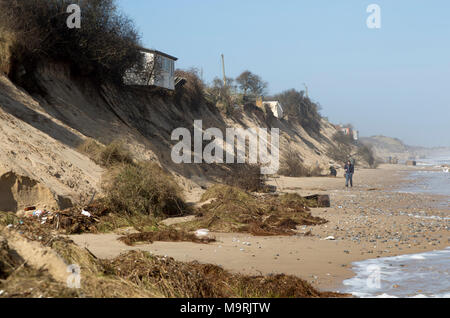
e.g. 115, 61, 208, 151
341, 157, 450, 298
402, 157, 450, 199
342, 248, 450, 298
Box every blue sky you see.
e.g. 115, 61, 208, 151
116, 0, 450, 147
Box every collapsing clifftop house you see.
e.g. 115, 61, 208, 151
255, 98, 284, 119
123, 48, 182, 90
262, 101, 284, 119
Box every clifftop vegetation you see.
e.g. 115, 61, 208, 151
0, 0, 142, 84
274, 89, 322, 135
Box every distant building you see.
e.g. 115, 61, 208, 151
335, 125, 351, 136
124, 48, 178, 90
336, 125, 359, 141
406, 160, 417, 166
386, 156, 399, 164
342, 127, 351, 136
262, 101, 284, 118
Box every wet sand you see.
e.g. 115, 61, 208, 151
70, 164, 449, 292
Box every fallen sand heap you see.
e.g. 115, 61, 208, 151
0, 170, 69, 212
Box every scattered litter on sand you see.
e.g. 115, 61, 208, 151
194, 229, 210, 238
9, 204, 110, 240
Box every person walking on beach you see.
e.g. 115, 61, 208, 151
344, 160, 354, 188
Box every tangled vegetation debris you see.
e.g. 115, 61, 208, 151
8, 161, 194, 237
105, 250, 345, 298
10, 203, 109, 240
118, 228, 216, 246
179, 185, 327, 236
6, 181, 328, 240
0, 234, 78, 298
0, 232, 159, 298
0, 229, 346, 298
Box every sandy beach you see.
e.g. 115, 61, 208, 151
70, 164, 449, 292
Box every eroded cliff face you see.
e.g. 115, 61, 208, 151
0, 61, 339, 212
0, 73, 103, 212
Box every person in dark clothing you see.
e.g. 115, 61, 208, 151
329, 166, 337, 177
344, 160, 354, 187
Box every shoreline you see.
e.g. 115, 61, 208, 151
271, 164, 449, 291
69, 164, 450, 294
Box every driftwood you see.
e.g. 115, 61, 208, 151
305, 195, 331, 208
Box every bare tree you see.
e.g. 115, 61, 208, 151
205, 76, 235, 115
208, 77, 234, 98
236, 70, 267, 96
236, 71, 252, 96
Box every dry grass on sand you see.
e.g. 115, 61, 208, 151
77, 139, 133, 168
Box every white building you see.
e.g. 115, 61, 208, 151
124, 48, 178, 90
353, 130, 359, 141
263, 101, 284, 119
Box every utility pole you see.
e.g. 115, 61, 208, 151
303, 83, 309, 98
221, 54, 227, 87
